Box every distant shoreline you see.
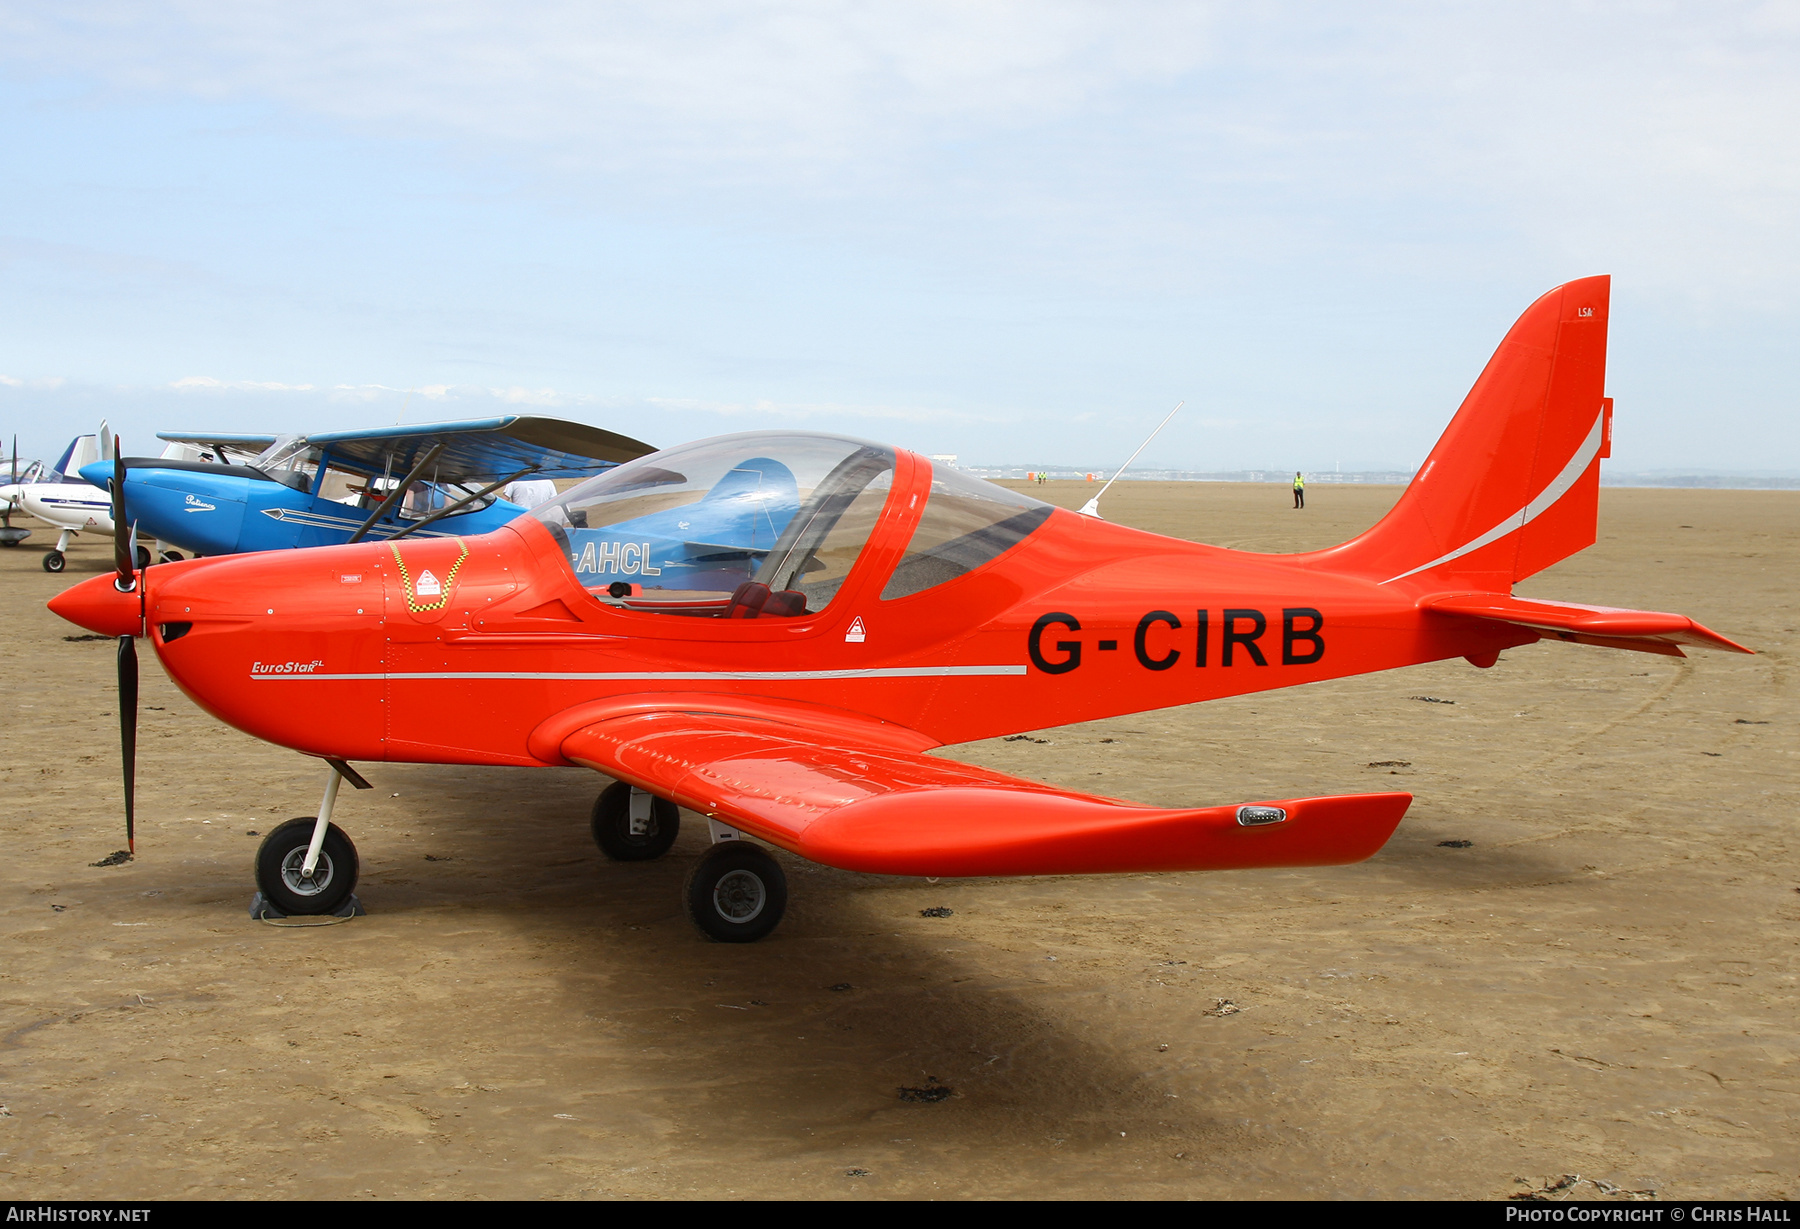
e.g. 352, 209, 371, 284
972, 468, 1800, 491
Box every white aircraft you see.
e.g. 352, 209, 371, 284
0, 426, 146, 573
0, 440, 49, 548
1, 426, 248, 571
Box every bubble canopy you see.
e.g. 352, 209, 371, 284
530, 431, 1051, 616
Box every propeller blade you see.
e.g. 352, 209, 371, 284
111, 440, 133, 585
117, 633, 138, 857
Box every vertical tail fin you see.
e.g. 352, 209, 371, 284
1319, 276, 1613, 591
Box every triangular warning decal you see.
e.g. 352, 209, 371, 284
845, 616, 867, 643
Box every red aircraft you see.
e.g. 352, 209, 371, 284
51, 275, 1748, 941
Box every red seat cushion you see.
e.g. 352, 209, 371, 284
725, 581, 770, 619
762, 590, 807, 617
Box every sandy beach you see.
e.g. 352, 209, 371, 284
1, 480, 1793, 1200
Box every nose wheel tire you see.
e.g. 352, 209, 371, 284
685, 840, 787, 943
591, 781, 680, 861
254, 817, 360, 916
42, 550, 65, 573
135, 545, 153, 570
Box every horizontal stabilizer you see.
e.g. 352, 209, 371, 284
1421, 592, 1752, 657
559, 707, 1411, 877
684, 541, 773, 560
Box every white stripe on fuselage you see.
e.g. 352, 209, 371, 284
259, 506, 459, 539
1382, 410, 1606, 585
247, 665, 1028, 682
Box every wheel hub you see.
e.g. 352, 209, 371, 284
712, 868, 766, 923
279, 847, 335, 896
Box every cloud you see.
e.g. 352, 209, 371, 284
0, 2, 1218, 172
2, 4, 1796, 472
645, 395, 1009, 425
489, 385, 575, 406
171, 375, 317, 392
326, 383, 406, 403
4, 2, 1795, 299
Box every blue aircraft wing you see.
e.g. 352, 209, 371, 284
306, 416, 654, 480
161, 417, 654, 481
156, 433, 281, 461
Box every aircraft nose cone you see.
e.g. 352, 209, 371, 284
48, 573, 142, 637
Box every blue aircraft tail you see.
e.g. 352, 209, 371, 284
699, 458, 800, 548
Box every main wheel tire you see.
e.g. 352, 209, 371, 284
135, 545, 152, 570
159, 550, 184, 563
591, 781, 680, 861
254, 817, 360, 916
42, 550, 65, 573
684, 840, 787, 943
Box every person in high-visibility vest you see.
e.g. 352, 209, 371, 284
1293, 472, 1305, 509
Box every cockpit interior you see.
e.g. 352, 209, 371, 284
532, 432, 1053, 619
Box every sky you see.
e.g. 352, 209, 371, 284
2, 2, 1797, 474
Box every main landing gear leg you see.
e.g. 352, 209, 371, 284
684, 818, 788, 943
590, 783, 790, 942
591, 781, 680, 860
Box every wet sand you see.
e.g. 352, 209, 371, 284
0, 482, 1794, 1200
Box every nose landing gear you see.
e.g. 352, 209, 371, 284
251, 760, 371, 918
254, 817, 361, 916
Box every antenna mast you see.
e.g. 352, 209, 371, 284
1078, 400, 1184, 519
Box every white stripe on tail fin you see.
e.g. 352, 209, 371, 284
1382, 408, 1607, 584
1309, 276, 1614, 591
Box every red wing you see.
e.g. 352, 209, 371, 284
1421, 592, 1751, 656
560, 710, 1410, 878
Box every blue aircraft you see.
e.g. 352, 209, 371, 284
551, 454, 801, 595
82, 416, 658, 559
